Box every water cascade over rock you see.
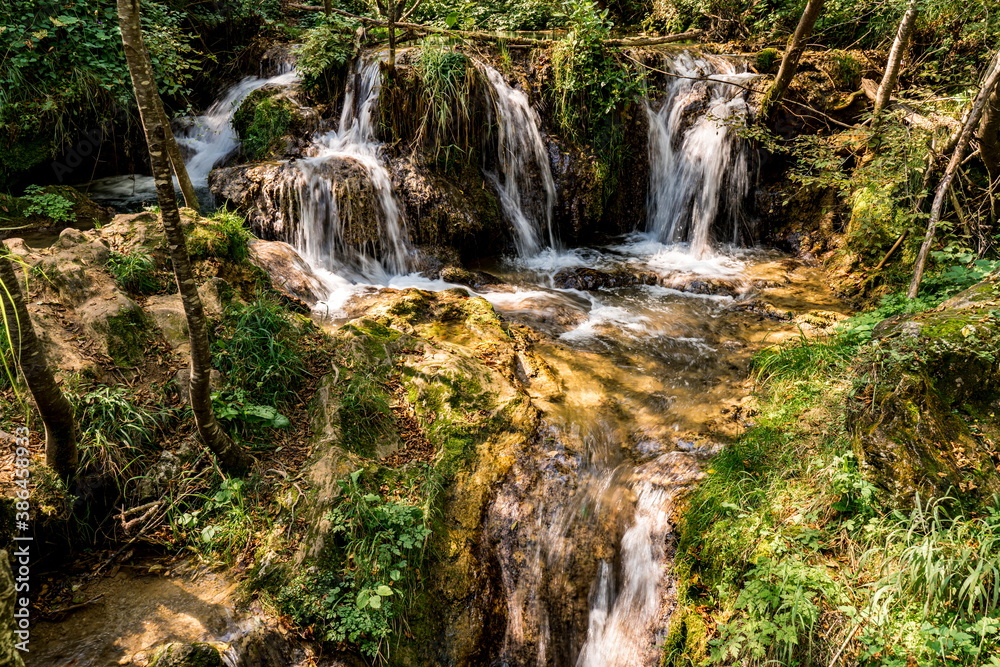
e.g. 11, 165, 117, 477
479, 63, 558, 256
645, 53, 757, 258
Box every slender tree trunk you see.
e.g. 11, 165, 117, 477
759, 0, 826, 117
0, 250, 77, 481
873, 0, 920, 118
161, 108, 200, 213
117, 0, 250, 474
323, 0, 331, 15
909, 53, 1000, 298
387, 2, 398, 69
978, 85, 1000, 185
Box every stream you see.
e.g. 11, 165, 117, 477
42, 48, 849, 666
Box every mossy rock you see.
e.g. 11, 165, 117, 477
147, 642, 224, 667
232, 88, 299, 161
847, 273, 1000, 504
103, 305, 153, 367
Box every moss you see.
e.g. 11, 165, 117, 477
105, 306, 151, 367
148, 642, 224, 667
232, 89, 295, 161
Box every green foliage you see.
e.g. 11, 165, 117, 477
186, 209, 254, 263
340, 367, 396, 457
413, 0, 556, 30
295, 14, 360, 92
549, 0, 643, 144
278, 470, 430, 660
416, 41, 474, 161
21, 186, 76, 224
211, 298, 308, 405
172, 476, 259, 561
73, 385, 169, 476
212, 389, 292, 428
754, 48, 779, 73
233, 91, 294, 161
107, 250, 161, 295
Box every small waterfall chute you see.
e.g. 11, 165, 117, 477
645, 52, 757, 259
479, 62, 557, 257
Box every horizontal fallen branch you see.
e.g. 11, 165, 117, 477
287, 5, 701, 47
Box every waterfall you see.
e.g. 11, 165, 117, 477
645, 53, 756, 258
279, 58, 412, 278
177, 64, 300, 189
479, 63, 557, 256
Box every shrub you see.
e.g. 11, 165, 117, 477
295, 14, 359, 93
21, 185, 76, 223
278, 470, 430, 661
233, 91, 294, 161
107, 250, 161, 295
73, 385, 169, 476
186, 209, 253, 263
211, 298, 307, 404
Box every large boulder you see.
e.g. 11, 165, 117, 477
848, 275, 1000, 503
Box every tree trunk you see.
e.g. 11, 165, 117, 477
759, 0, 826, 117
978, 85, 1000, 186
117, 0, 250, 474
909, 52, 1000, 298
0, 250, 77, 481
161, 108, 200, 213
387, 2, 398, 69
873, 0, 920, 118
323, 0, 331, 15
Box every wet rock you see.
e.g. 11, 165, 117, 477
848, 274, 1000, 504
439, 265, 504, 289
660, 275, 743, 297
210, 158, 382, 252
727, 299, 793, 320
147, 642, 224, 667
248, 240, 328, 307
552, 266, 658, 290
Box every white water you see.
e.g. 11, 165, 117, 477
645, 52, 757, 259
575, 455, 695, 667
177, 70, 299, 188
480, 63, 557, 256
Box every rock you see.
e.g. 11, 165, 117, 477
552, 266, 658, 290
439, 265, 504, 289
848, 274, 1000, 503
210, 159, 381, 250
728, 299, 793, 320
198, 278, 232, 317
146, 295, 189, 355
147, 642, 224, 667
248, 240, 329, 307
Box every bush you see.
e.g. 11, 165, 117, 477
73, 385, 169, 476
211, 298, 307, 405
187, 209, 254, 263
107, 250, 161, 295
21, 185, 76, 223
278, 470, 430, 661
295, 14, 359, 93
233, 91, 294, 161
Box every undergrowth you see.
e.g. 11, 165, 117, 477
666, 289, 1000, 666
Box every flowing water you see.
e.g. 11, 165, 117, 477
50, 50, 845, 667
480, 62, 558, 255
645, 52, 757, 258
273, 58, 413, 281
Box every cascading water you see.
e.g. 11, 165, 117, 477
479, 63, 557, 256
176, 68, 299, 189
645, 52, 757, 258
275, 58, 412, 279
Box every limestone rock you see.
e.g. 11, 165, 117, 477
248, 240, 329, 307
848, 274, 1000, 503
147, 642, 224, 667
